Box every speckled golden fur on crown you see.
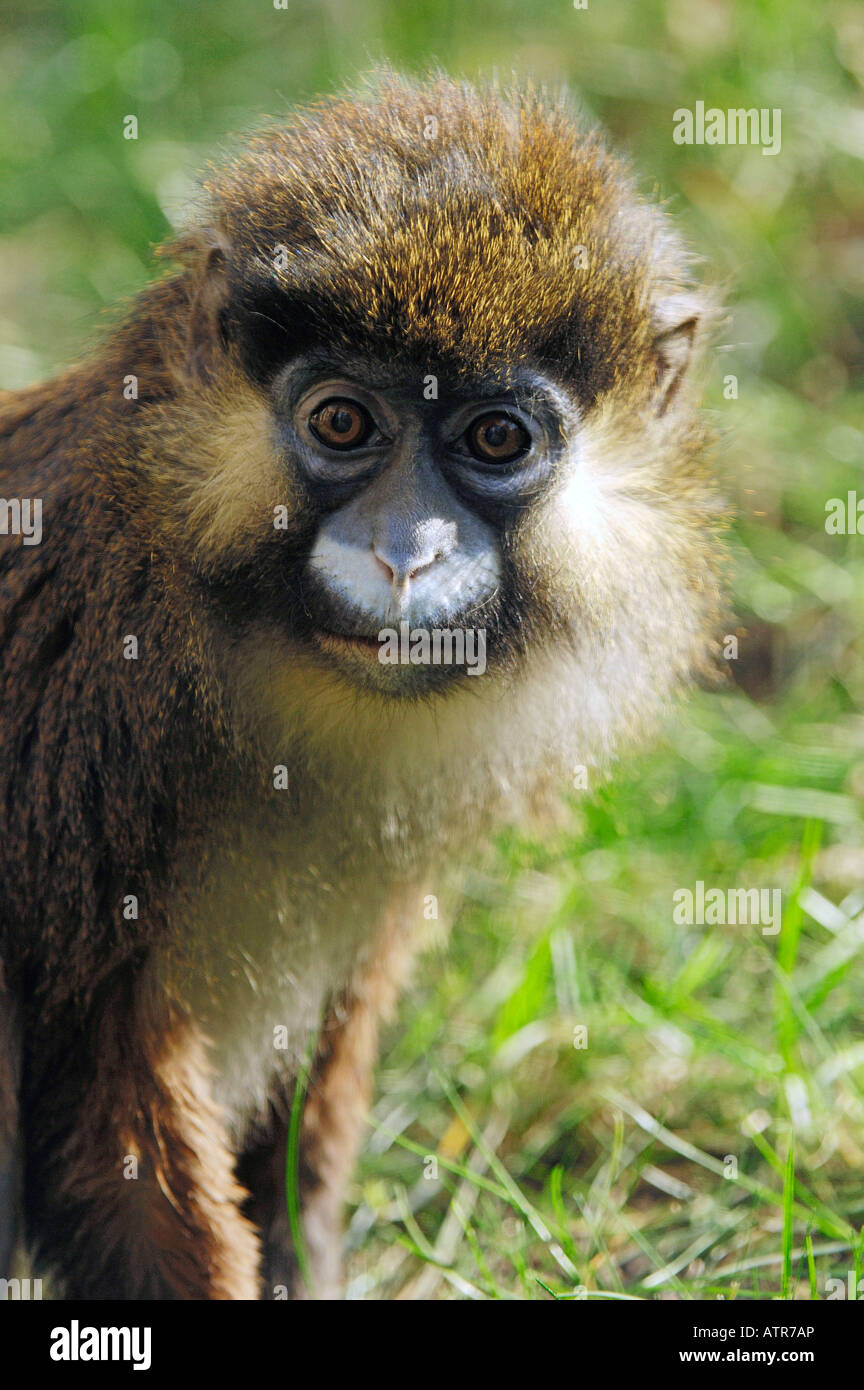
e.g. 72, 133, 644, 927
205, 71, 699, 400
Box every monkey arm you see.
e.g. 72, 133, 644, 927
237, 901, 418, 1300
0, 965, 21, 1278
23, 973, 260, 1300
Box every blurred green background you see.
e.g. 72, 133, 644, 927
1, 0, 863, 1299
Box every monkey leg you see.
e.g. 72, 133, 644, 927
0, 963, 21, 1277
24, 977, 260, 1300
239, 990, 380, 1300
239, 910, 416, 1300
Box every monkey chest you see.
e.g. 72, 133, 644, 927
155, 844, 384, 1132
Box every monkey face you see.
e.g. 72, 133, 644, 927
162, 75, 722, 723
265, 353, 575, 695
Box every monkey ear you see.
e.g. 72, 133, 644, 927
183, 231, 233, 384
651, 295, 700, 414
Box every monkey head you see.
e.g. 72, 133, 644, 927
124, 74, 723, 727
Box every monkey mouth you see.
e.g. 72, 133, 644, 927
312, 628, 383, 659
297, 574, 507, 692
307, 618, 492, 696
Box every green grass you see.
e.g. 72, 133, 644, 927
348, 688, 864, 1298
1, 0, 862, 1300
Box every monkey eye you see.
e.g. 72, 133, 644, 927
308, 398, 375, 451
464, 411, 531, 464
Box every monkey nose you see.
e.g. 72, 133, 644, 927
372, 545, 441, 589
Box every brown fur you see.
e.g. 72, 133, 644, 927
0, 72, 724, 1299
29, 982, 259, 1299
209, 72, 700, 402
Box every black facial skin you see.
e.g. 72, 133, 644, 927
271, 351, 570, 516
202, 335, 578, 697
265, 352, 576, 693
